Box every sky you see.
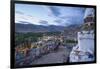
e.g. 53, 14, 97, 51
15, 4, 94, 26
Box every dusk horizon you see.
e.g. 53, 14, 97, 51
15, 4, 94, 26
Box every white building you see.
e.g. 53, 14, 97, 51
70, 8, 95, 62
70, 31, 94, 62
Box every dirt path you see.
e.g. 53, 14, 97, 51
31, 46, 71, 65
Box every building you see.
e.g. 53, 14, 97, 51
70, 8, 95, 62
83, 8, 95, 31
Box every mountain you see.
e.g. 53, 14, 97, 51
15, 23, 66, 33
15, 22, 82, 33
67, 24, 82, 31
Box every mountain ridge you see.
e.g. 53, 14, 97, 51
15, 23, 81, 33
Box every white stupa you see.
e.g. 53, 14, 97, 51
70, 8, 95, 62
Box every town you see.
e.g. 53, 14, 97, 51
15, 5, 95, 67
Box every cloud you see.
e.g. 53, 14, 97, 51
15, 11, 49, 26
54, 19, 62, 23
15, 11, 40, 25
49, 7, 61, 17
60, 7, 85, 25
54, 13, 84, 26
15, 4, 87, 27
45, 6, 61, 17
39, 20, 48, 24
18, 21, 32, 24
16, 11, 24, 15
46, 6, 86, 26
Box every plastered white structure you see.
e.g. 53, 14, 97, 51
70, 31, 94, 62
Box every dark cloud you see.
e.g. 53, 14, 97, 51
39, 20, 48, 25
48, 6, 61, 17
72, 7, 86, 13
51, 7, 85, 26
63, 16, 84, 25
54, 19, 63, 23
16, 11, 24, 15
19, 21, 32, 24
54, 14, 84, 26
60, 8, 85, 25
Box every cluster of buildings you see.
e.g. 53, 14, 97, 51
15, 34, 62, 67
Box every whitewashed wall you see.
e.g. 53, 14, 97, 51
70, 31, 94, 62
78, 31, 94, 54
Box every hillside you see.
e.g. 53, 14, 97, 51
15, 23, 81, 33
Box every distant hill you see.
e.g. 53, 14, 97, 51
15, 23, 81, 33
15, 23, 65, 33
